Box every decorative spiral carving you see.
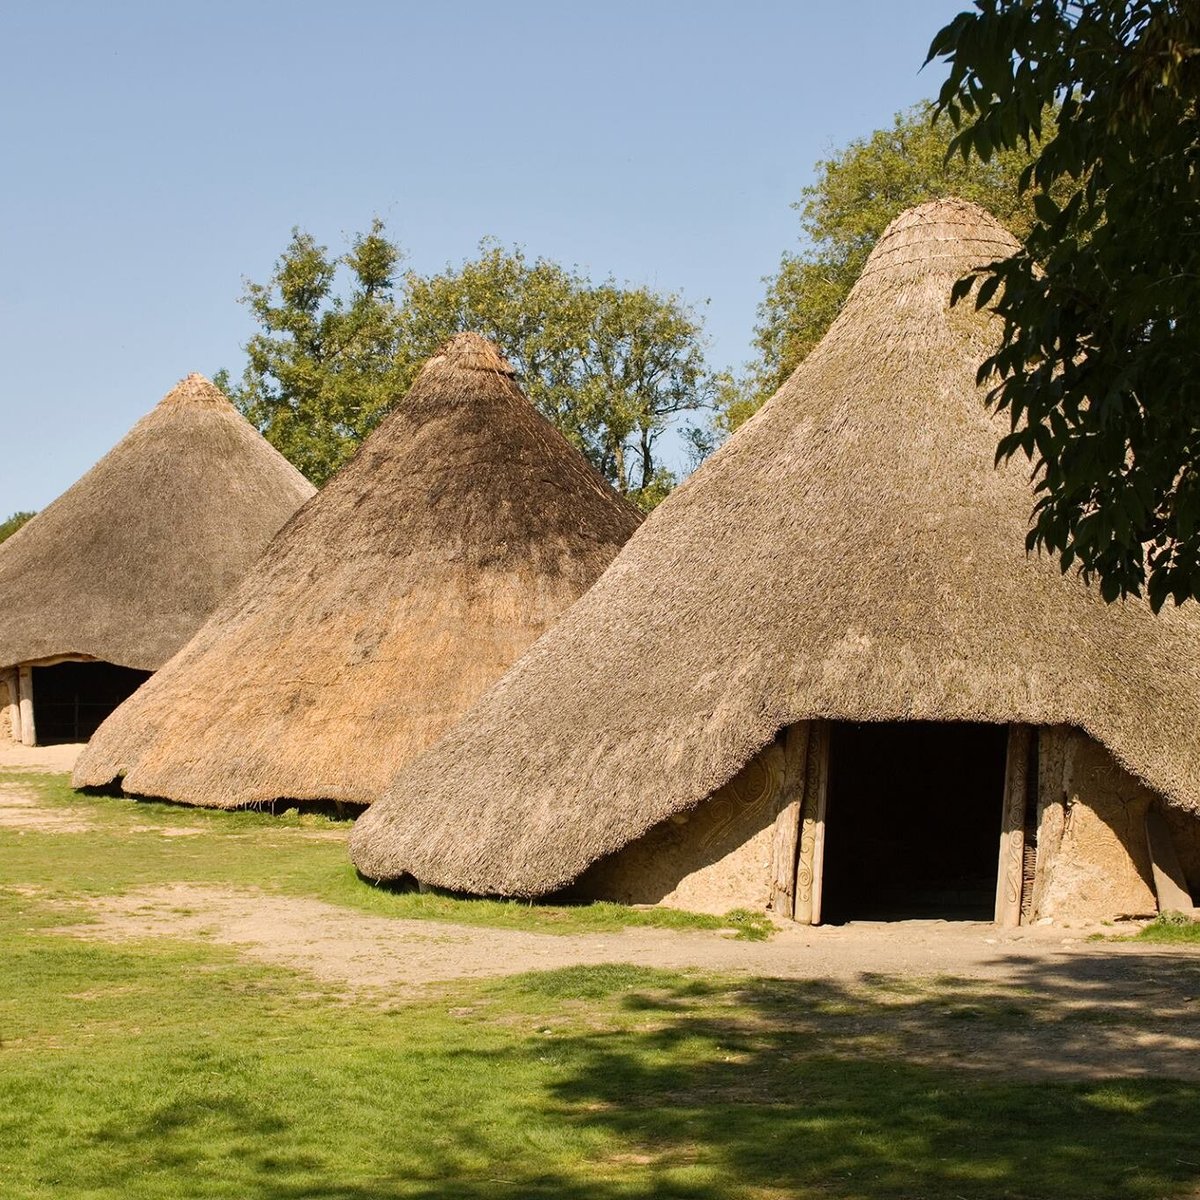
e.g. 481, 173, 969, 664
699, 746, 784, 851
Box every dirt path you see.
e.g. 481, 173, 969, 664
52, 882, 1200, 1080
0, 776, 211, 837
50, 883, 1169, 989
0, 781, 95, 831
5, 756, 1195, 1081
0, 742, 84, 773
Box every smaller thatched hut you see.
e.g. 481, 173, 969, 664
74, 334, 642, 807
0, 374, 314, 745
351, 200, 1200, 927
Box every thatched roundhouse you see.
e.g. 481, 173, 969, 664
352, 200, 1200, 926
0, 375, 314, 745
74, 334, 642, 808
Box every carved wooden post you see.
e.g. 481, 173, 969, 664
17, 664, 36, 747
768, 723, 811, 918
794, 720, 831, 925
1029, 726, 1070, 921
994, 723, 1032, 926
2, 669, 20, 744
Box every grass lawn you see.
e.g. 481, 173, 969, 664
1133, 912, 1200, 943
10, 772, 770, 939
2, 772, 1200, 1199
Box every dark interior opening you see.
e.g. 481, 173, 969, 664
32, 661, 152, 743
820, 720, 1008, 923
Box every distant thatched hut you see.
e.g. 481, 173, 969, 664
74, 334, 642, 807
352, 200, 1200, 926
0, 375, 314, 746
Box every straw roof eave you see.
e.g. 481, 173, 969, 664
73, 335, 642, 807
0, 374, 314, 673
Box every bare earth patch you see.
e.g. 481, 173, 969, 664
0, 782, 95, 832
55, 882, 1200, 1080
0, 742, 85, 773
0, 780, 210, 837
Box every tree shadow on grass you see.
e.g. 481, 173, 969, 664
420, 949, 1200, 1199
539, 1001, 1200, 1198
49, 948, 1200, 1200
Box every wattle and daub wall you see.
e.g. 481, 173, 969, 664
571, 722, 1196, 924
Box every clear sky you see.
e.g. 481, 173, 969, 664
0, 0, 968, 515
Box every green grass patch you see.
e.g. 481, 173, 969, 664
3, 771, 768, 939
1133, 911, 1200, 943
4, 768, 1200, 1197
2, 904, 1199, 1199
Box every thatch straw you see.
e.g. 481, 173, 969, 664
0, 374, 313, 672
74, 334, 642, 807
350, 198, 1200, 896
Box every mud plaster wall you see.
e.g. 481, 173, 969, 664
0, 671, 14, 742
1032, 727, 1159, 923
572, 723, 1200, 923
569, 741, 786, 915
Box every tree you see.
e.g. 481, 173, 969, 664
0, 511, 34, 544
726, 102, 1045, 432
928, 0, 1200, 607
578, 280, 716, 506
225, 228, 718, 509
218, 220, 409, 486
397, 243, 716, 508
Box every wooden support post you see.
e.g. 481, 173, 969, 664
1029, 726, 1072, 921
2, 669, 20, 744
794, 720, 831, 926
17, 664, 36, 747
994, 723, 1033, 927
768, 723, 811, 918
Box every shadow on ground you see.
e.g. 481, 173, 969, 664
37, 947, 1199, 1200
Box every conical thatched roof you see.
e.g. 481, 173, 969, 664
74, 334, 642, 806
0, 374, 314, 672
351, 198, 1200, 896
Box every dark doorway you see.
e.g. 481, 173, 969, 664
820, 721, 1008, 923
31, 661, 151, 743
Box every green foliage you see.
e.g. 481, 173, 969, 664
929, 0, 1200, 607
396, 241, 717, 510
727, 102, 1044, 431
219, 219, 409, 486
225, 228, 717, 508
0, 510, 35, 543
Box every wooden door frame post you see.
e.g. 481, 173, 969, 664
17, 664, 36, 747
994, 723, 1033, 927
794, 720, 831, 925
769, 723, 811, 918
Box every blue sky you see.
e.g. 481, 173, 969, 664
0, 0, 968, 514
